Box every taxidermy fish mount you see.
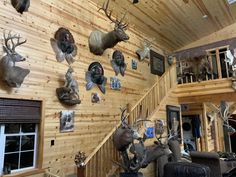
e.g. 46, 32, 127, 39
111, 50, 126, 76
0, 30, 30, 88
11, 0, 30, 14
56, 67, 81, 106
50, 27, 77, 65
85, 62, 107, 94
88, 0, 129, 55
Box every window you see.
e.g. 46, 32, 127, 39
0, 98, 41, 175
0, 124, 38, 175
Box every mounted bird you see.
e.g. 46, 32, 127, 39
50, 27, 77, 65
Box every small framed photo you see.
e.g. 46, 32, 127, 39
145, 121, 155, 139
150, 50, 165, 76
110, 77, 121, 90
60, 111, 75, 133
132, 59, 138, 70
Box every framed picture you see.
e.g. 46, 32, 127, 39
155, 120, 165, 135
132, 59, 138, 70
60, 111, 75, 133
150, 50, 165, 76
144, 121, 155, 139
110, 77, 121, 90
166, 105, 181, 142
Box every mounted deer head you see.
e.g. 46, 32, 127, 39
0, 30, 30, 87
11, 0, 30, 14
88, 0, 129, 55
136, 38, 155, 61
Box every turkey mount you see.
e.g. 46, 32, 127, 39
50, 27, 77, 65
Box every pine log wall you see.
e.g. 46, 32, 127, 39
0, 0, 168, 176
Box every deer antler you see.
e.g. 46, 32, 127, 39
3, 30, 27, 52
99, 0, 128, 29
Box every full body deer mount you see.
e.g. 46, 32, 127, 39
11, 0, 30, 14
56, 67, 81, 106
0, 31, 30, 87
88, 0, 129, 55
50, 27, 77, 64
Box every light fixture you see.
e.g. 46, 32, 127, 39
202, 14, 208, 19
132, 0, 139, 4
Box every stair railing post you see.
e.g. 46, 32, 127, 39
127, 103, 132, 125
77, 166, 86, 177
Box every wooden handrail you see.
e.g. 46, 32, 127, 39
79, 62, 177, 177
130, 63, 176, 112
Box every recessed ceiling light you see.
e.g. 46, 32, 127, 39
202, 14, 208, 19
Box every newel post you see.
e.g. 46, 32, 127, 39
77, 166, 86, 177
75, 151, 87, 177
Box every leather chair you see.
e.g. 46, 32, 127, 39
164, 162, 211, 177
190, 151, 236, 177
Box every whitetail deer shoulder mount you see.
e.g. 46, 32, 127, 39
11, 0, 30, 14
88, 0, 129, 56
111, 50, 126, 76
0, 31, 30, 88
136, 39, 155, 61
50, 27, 77, 65
56, 67, 81, 106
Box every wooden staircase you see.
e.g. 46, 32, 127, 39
77, 63, 177, 177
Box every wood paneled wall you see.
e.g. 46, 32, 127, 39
0, 0, 166, 176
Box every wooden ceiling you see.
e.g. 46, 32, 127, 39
90, 0, 236, 51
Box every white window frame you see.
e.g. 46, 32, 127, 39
0, 124, 38, 175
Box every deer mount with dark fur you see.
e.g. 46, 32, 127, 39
50, 27, 77, 65
111, 50, 126, 76
11, 0, 30, 14
88, 0, 129, 55
0, 31, 30, 88
56, 67, 81, 106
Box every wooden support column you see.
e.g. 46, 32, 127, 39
203, 103, 209, 151
214, 118, 220, 151
216, 49, 222, 79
